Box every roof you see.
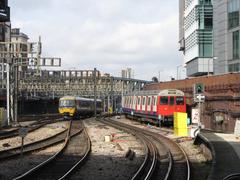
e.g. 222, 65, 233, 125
124, 89, 184, 96
59, 96, 102, 102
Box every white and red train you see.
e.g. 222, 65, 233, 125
122, 89, 186, 124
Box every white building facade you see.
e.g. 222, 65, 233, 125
180, 0, 240, 76
179, 0, 214, 77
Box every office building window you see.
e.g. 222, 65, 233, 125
228, 0, 240, 29
233, 31, 239, 59
198, 30, 213, 57
228, 63, 240, 72
199, 0, 212, 5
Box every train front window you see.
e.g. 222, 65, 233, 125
59, 100, 75, 107
160, 96, 168, 105
176, 97, 184, 105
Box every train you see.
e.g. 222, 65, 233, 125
58, 96, 102, 118
122, 89, 186, 125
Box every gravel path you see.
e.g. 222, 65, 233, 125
0, 121, 68, 151
70, 118, 145, 180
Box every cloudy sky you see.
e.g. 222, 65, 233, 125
9, 0, 185, 81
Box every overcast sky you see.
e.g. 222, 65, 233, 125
9, 0, 185, 81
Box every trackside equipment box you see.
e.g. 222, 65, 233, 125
174, 112, 188, 136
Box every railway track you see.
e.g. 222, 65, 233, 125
0, 128, 68, 160
100, 117, 190, 180
0, 115, 63, 140
98, 118, 164, 179
14, 120, 91, 180
223, 173, 240, 180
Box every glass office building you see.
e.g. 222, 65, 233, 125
179, 0, 240, 76
179, 0, 213, 77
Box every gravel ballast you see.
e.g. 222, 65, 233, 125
0, 121, 68, 151
70, 118, 145, 180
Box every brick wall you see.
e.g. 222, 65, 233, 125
144, 73, 240, 133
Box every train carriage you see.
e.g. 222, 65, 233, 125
122, 89, 186, 124
59, 96, 102, 118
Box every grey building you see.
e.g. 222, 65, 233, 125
121, 68, 134, 79
213, 0, 240, 74
11, 28, 29, 78
179, 0, 240, 76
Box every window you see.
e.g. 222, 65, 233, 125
233, 31, 239, 59
228, 0, 240, 29
148, 97, 151, 106
229, 63, 240, 72
134, 97, 137, 105
160, 96, 168, 105
170, 97, 174, 105
152, 97, 155, 106
59, 100, 75, 107
198, 30, 213, 57
143, 97, 146, 105
138, 97, 141, 105
176, 97, 184, 105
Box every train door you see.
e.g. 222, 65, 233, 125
133, 95, 137, 113
122, 96, 125, 109
147, 96, 152, 113
139, 96, 142, 112
150, 96, 154, 114
141, 96, 146, 113
153, 96, 157, 114
158, 95, 169, 116
168, 96, 175, 116
130, 96, 134, 110
137, 96, 141, 112
126, 96, 129, 109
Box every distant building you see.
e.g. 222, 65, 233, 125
179, 0, 240, 77
121, 68, 134, 79
0, 0, 10, 87
11, 28, 29, 77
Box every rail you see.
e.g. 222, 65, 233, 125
99, 118, 160, 180
102, 117, 191, 180
14, 120, 90, 180
223, 173, 240, 180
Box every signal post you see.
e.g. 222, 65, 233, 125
193, 83, 205, 135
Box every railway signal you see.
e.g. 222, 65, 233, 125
194, 83, 204, 94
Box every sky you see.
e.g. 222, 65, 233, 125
9, 0, 185, 81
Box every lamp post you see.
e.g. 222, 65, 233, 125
177, 65, 182, 80
158, 70, 161, 82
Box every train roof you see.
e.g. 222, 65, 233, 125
59, 96, 102, 102
75, 97, 102, 102
124, 89, 184, 96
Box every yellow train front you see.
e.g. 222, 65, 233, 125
59, 96, 103, 119
58, 96, 77, 118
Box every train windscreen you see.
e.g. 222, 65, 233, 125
176, 97, 184, 105
59, 100, 75, 107
160, 96, 168, 105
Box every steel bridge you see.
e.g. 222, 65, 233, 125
0, 69, 149, 99
21, 69, 149, 99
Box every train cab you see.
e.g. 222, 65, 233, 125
59, 96, 76, 117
